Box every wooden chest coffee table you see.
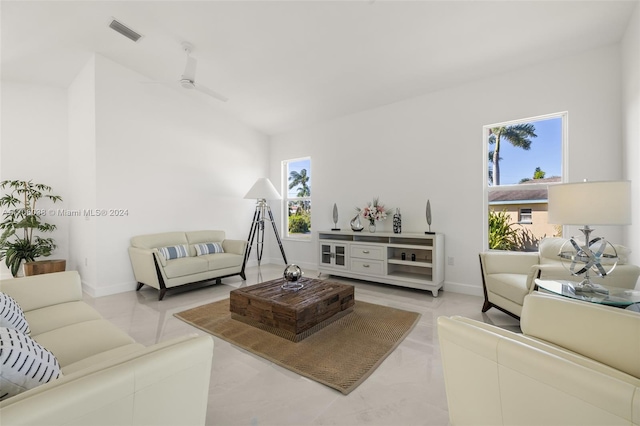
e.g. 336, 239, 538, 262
229, 277, 355, 341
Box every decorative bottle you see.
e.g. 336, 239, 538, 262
393, 208, 402, 234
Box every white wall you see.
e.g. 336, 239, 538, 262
68, 56, 98, 288
88, 54, 269, 296
0, 82, 69, 278
2, 54, 270, 294
270, 44, 627, 295
622, 3, 640, 267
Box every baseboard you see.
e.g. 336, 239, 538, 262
82, 279, 137, 298
259, 257, 317, 273
443, 280, 483, 297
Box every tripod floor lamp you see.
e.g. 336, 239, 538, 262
241, 178, 288, 276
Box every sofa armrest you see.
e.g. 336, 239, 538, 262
222, 239, 247, 256
0, 271, 83, 312
0, 334, 214, 426
128, 247, 163, 289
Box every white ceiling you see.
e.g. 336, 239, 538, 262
2, 0, 637, 135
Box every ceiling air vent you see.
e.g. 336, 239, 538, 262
108, 18, 143, 42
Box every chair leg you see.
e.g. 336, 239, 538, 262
479, 254, 492, 313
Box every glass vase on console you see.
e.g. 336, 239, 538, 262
368, 220, 376, 233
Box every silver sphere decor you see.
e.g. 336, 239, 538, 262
558, 237, 618, 293
281, 264, 304, 290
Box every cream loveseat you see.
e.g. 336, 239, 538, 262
438, 292, 640, 425
129, 230, 247, 300
479, 237, 640, 318
0, 271, 214, 425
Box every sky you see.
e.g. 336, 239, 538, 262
488, 116, 563, 185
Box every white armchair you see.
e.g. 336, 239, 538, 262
479, 237, 640, 318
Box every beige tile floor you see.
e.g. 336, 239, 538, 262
85, 265, 520, 426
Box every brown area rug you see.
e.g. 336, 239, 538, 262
174, 298, 420, 394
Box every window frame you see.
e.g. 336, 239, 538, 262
282, 157, 312, 240
483, 112, 568, 250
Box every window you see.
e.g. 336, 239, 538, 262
519, 208, 532, 224
283, 157, 311, 239
484, 113, 566, 251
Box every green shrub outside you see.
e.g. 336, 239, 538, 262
289, 212, 311, 234
488, 209, 522, 250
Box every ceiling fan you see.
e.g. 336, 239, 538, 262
176, 42, 228, 102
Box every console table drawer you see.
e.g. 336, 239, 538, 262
350, 244, 384, 260
350, 259, 384, 275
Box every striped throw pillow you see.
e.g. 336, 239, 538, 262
158, 244, 189, 260
194, 242, 225, 256
0, 327, 62, 400
0, 293, 30, 335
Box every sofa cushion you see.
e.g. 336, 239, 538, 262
0, 293, 30, 335
159, 244, 189, 261
32, 320, 136, 367
194, 242, 224, 256
487, 273, 529, 305
130, 232, 188, 250
203, 253, 243, 270
0, 327, 62, 400
186, 230, 225, 245
25, 301, 103, 336
61, 343, 145, 375
163, 257, 209, 279
522, 292, 640, 380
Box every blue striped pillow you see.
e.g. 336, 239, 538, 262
194, 242, 225, 256
158, 244, 189, 260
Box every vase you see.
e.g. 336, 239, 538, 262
368, 222, 376, 233
350, 214, 364, 232
393, 208, 401, 234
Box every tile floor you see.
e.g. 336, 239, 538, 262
85, 265, 520, 426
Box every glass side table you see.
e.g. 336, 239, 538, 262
535, 279, 640, 308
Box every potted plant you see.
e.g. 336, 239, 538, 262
0, 180, 62, 277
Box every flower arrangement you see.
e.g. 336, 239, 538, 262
357, 197, 392, 225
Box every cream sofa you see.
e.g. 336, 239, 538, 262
479, 237, 640, 318
438, 292, 640, 425
0, 271, 214, 425
129, 230, 247, 300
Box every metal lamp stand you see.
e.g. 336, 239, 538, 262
241, 198, 288, 277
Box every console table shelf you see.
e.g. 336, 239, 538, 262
317, 231, 444, 296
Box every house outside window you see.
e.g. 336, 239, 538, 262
283, 157, 311, 239
484, 113, 566, 251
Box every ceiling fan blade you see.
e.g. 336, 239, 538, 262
194, 84, 229, 102
182, 56, 197, 81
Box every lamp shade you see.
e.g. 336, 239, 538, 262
547, 180, 631, 225
244, 178, 281, 200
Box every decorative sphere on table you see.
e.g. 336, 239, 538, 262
282, 264, 304, 290
284, 264, 302, 281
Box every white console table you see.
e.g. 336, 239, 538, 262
317, 230, 444, 296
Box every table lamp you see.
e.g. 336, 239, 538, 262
547, 180, 631, 292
